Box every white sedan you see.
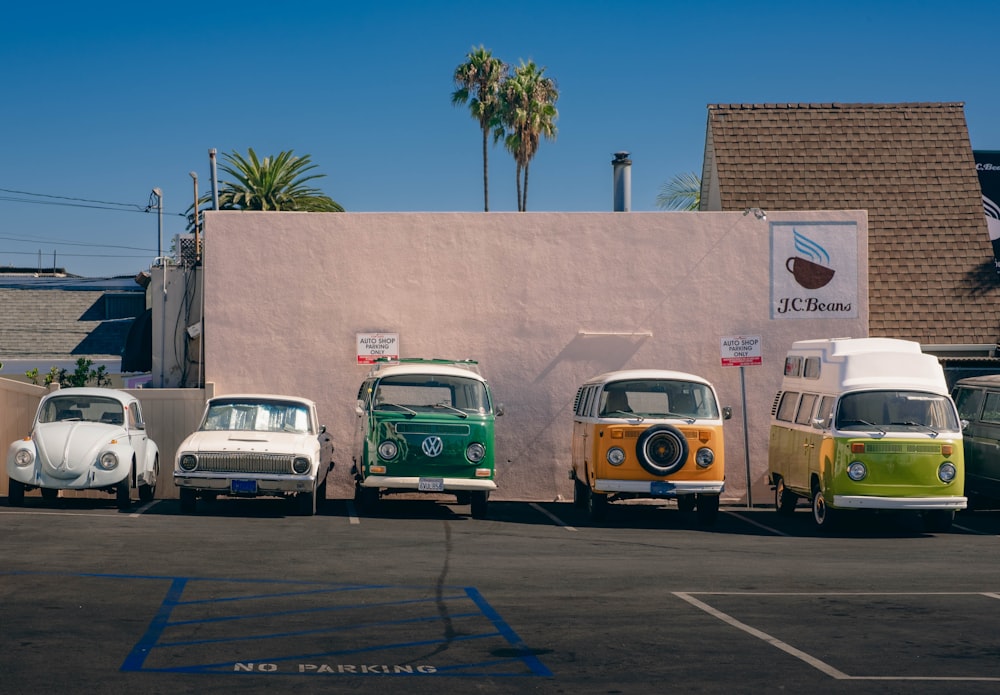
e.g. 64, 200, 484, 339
174, 394, 334, 515
6, 387, 159, 509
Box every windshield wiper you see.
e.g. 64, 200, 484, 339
433, 402, 468, 418
899, 421, 939, 436
375, 402, 417, 416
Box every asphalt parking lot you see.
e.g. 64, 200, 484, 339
3, 494, 1000, 695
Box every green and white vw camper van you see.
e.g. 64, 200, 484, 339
768, 338, 965, 531
352, 358, 501, 518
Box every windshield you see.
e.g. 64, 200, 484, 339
835, 390, 959, 432
599, 379, 719, 419
38, 395, 126, 425
373, 374, 490, 414
201, 399, 313, 434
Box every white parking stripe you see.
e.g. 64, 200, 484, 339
725, 510, 790, 536
676, 591, 1000, 682
529, 503, 576, 531
674, 591, 852, 679
345, 500, 361, 524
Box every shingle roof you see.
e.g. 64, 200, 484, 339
0, 288, 136, 360
702, 102, 999, 344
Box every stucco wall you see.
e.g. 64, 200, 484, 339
202, 210, 868, 503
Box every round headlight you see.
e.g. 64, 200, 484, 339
179, 454, 198, 472
938, 462, 957, 483
847, 461, 867, 481
98, 452, 119, 471
695, 447, 715, 468
607, 447, 625, 466
13, 449, 34, 467
292, 457, 311, 474
466, 442, 486, 463
378, 441, 398, 460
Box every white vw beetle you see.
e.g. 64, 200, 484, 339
174, 394, 334, 515
6, 387, 159, 509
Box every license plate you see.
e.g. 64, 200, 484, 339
418, 478, 444, 492
650, 481, 676, 496
231, 479, 258, 494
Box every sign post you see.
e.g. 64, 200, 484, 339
720, 335, 762, 509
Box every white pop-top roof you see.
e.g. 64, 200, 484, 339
369, 363, 488, 383
582, 369, 715, 388
784, 337, 948, 395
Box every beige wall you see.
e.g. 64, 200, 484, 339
201, 210, 868, 504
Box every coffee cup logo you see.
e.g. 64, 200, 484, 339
786, 230, 835, 289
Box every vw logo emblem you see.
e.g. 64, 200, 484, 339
422, 436, 444, 457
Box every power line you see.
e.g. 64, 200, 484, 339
0, 250, 154, 259
0, 188, 188, 217
0, 234, 156, 252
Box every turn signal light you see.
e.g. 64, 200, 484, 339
851, 442, 865, 453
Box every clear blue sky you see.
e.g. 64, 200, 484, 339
2, 0, 998, 278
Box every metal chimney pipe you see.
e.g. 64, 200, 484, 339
612, 151, 632, 212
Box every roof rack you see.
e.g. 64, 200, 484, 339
367, 357, 481, 375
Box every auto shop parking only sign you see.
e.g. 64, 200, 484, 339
357, 333, 399, 365
720, 335, 762, 367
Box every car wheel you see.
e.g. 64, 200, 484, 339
8, 479, 25, 507
774, 477, 797, 516
455, 491, 471, 505
41, 487, 59, 502
587, 485, 608, 522
139, 457, 158, 503
696, 493, 720, 526
923, 509, 955, 533
811, 487, 838, 530
297, 488, 317, 516
677, 495, 696, 513
573, 477, 588, 508
116, 477, 131, 510
635, 425, 689, 477
179, 488, 197, 513
470, 491, 490, 519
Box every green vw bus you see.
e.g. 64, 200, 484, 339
768, 338, 965, 531
352, 358, 501, 518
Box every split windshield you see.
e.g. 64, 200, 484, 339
599, 379, 719, 419
836, 390, 959, 432
373, 374, 490, 415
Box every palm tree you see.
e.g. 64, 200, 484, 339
215, 149, 344, 212
187, 148, 342, 232
500, 61, 558, 212
656, 172, 701, 211
452, 46, 508, 212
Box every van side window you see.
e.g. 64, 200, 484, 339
579, 386, 595, 417
953, 387, 985, 421
817, 396, 836, 428
573, 387, 585, 414
982, 392, 1000, 424
784, 357, 802, 377
776, 391, 799, 422
803, 357, 821, 379
795, 393, 818, 425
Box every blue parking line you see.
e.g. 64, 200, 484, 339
111, 573, 551, 678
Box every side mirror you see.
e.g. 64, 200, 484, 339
961, 418, 970, 431
319, 424, 327, 434
722, 406, 733, 420
495, 404, 505, 417
355, 400, 364, 416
